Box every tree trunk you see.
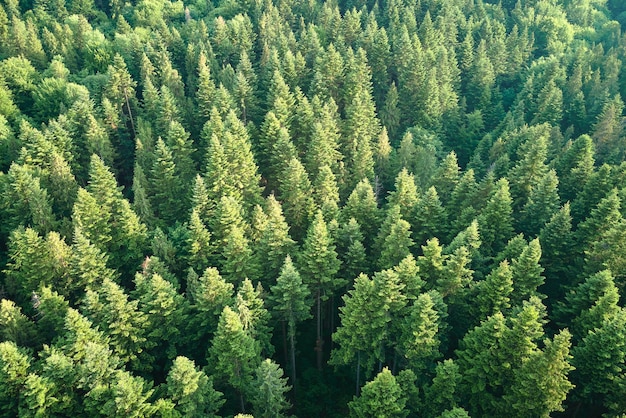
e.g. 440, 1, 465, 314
290, 332, 297, 388
123, 88, 137, 137
356, 351, 361, 396
282, 320, 288, 371
239, 391, 246, 413
316, 289, 323, 370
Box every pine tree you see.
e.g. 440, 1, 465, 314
187, 209, 213, 273
269, 256, 312, 386
423, 360, 462, 417
150, 137, 185, 226
348, 368, 408, 418
377, 206, 414, 270
510, 238, 545, 305
555, 134, 595, 203
4, 228, 71, 302
70, 226, 117, 295
186, 267, 234, 358
0, 341, 31, 416
298, 210, 341, 369
132, 272, 189, 374
81, 278, 149, 366
518, 169, 560, 237
208, 306, 260, 413
2, 163, 57, 235
221, 225, 255, 283
254, 194, 296, 286
0, 299, 38, 348
166, 356, 224, 417
337, 218, 370, 282
475, 260, 514, 318
250, 359, 292, 418
399, 293, 440, 371
571, 308, 626, 414
506, 330, 574, 417
386, 169, 419, 221
414, 186, 448, 245
539, 203, 576, 299
235, 279, 273, 357
478, 178, 514, 255
331, 274, 386, 391
342, 178, 381, 250
277, 157, 316, 238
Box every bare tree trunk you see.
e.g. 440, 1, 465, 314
290, 332, 297, 388
316, 289, 323, 370
123, 88, 137, 137
356, 351, 361, 396
282, 321, 288, 372
239, 391, 246, 413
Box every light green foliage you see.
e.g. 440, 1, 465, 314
0, 299, 38, 347
400, 293, 440, 370
208, 306, 260, 410
132, 272, 189, 371
348, 368, 408, 418
0, 341, 31, 416
5, 228, 71, 301
81, 278, 149, 365
166, 356, 224, 417
235, 279, 273, 356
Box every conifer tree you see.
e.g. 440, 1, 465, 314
0, 299, 37, 348
132, 272, 189, 374
0, 341, 31, 416
337, 218, 369, 282
478, 178, 514, 255
4, 228, 71, 302
377, 206, 414, 270
278, 157, 316, 238
187, 209, 213, 273
81, 278, 149, 366
250, 359, 292, 418
423, 360, 462, 417
399, 293, 440, 371
518, 169, 560, 236
475, 260, 514, 318
270, 256, 311, 385
70, 226, 117, 294
298, 210, 341, 369
208, 306, 260, 413
166, 356, 224, 418
253, 194, 296, 285
2, 163, 57, 235
150, 137, 185, 226
235, 279, 273, 357
342, 178, 381, 250
348, 368, 408, 418
510, 238, 545, 304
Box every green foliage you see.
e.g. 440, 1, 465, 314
1, 0, 626, 416
348, 368, 408, 418
251, 359, 291, 418
166, 356, 224, 417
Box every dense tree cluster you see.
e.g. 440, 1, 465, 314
1, 0, 626, 416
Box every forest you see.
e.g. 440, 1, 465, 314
1, 0, 626, 415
